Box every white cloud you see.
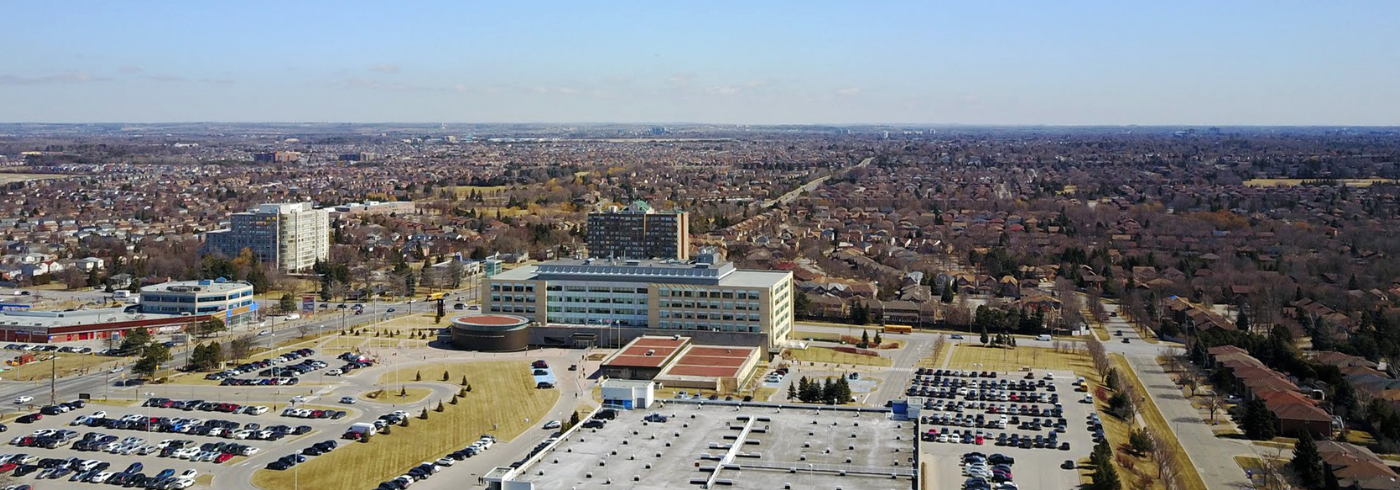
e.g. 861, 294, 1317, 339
0, 71, 110, 85
118, 65, 142, 74
836, 86, 862, 96
368, 64, 401, 74
667, 72, 695, 88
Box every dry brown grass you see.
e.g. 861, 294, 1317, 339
3, 353, 115, 381
946, 344, 1091, 373
784, 346, 892, 367
252, 361, 557, 490
359, 388, 432, 404
1111, 354, 1208, 490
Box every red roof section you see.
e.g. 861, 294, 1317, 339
603, 336, 689, 368
665, 345, 757, 378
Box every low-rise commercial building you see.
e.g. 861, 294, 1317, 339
140, 279, 258, 326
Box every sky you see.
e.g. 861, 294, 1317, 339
2, 1, 1398, 125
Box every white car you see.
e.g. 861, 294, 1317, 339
258, 330, 270, 336
542, 420, 561, 430
92, 411, 107, 419
91, 471, 114, 483
325, 369, 342, 376
178, 469, 198, 480
110, 366, 123, 373
13, 396, 31, 404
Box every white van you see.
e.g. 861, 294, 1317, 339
1036, 334, 1052, 341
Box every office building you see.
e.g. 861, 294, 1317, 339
482, 249, 794, 353
252, 151, 302, 163
587, 201, 690, 261
202, 202, 330, 271
140, 279, 258, 326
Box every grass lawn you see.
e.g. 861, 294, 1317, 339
1345, 429, 1378, 446
1111, 354, 1208, 490
2, 353, 115, 381
1244, 178, 1395, 188
784, 346, 892, 367
360, 388, 432, 405
946, 344, 1091, 373
87, 398, 140, 407
253, 361, 557, 490
793, 331, 905, 349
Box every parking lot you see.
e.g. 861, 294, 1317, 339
0, 390, 358, 488
913, 368, 1095, 490
515, 402, 914, 490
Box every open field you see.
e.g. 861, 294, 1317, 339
446, 185, 509, 198
1, 352, 115, 381
0, 173, 65, 184
784, 345, 892, 366
360, 387, 432, 404
793, 330, 906, 349
1112, 354, 1209, 490
253, 361, 556, 490
946, 344, 1091, 373
1244, 178, 1396, 188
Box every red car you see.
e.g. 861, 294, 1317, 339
0, 463, 16, 472
215, 453, 234, 464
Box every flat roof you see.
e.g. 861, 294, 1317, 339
489, 260, 790, 289
602, 336, 690, 369
452, 314, 528, 327
662, 344, 758, 379
514, 403, 913, 489
0, 307, 185, 329
141, 280, 253, 294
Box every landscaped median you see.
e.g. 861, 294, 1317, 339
250, 361, 558, 490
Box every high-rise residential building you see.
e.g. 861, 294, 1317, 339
202, 202, 330, 271
587, 201, 690, 261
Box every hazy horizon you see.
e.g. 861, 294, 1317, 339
4, 1, 1398, 126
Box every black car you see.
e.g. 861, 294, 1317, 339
581, 420, 605, 429
1062, 460, 1077, 469
595, 409, 617, 420
16, 413, 42, 423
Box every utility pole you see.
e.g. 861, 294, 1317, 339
49, 353, 57, 405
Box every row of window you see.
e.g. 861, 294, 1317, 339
490, 283, 536, 293
488, 305, 537, 314
490, 295, 536, 303
660, 300, 760, 311
658, 288, 759, 300
655, 321, 761, 333
547, 296, 645, 305
659, 311, 760, 322
546, 285, 649, 294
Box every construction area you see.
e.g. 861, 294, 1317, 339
513, 402, 915, 490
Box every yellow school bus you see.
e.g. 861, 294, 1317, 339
883, 324, 913, 334
426, 292, 447, 301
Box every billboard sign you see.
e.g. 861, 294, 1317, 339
302, 295, 316, 316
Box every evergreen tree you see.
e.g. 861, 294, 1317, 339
980, 326, 990, 346
861, 330, 870, 347
787, 382, 797, 400
1324, 462, 1340, 490
941, 283, 955, 303
1292, 431, 1323, 488
279, 293, 297, 314
119, 327, 153, 355
1242, 398, 1279, 440
873, 331, 882, 346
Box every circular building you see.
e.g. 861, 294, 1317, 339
449, 314, 530, 352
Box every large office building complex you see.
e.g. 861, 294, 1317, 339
202, 202, 330, 271
586, 201, 690, 261
482, 250, 794, 353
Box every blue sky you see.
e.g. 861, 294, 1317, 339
2, 1, 1397, 125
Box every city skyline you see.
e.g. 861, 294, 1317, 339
2, 1, 1398, 125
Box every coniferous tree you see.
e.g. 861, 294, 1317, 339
1292, 431, 1323, 487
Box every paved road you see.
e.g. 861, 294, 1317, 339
1100, 303, 1260, 490
0, 299, 420, 414
761, 156, 873, 208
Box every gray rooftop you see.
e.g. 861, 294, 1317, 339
493, 259, 789, 288
0, 307, 184, 330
